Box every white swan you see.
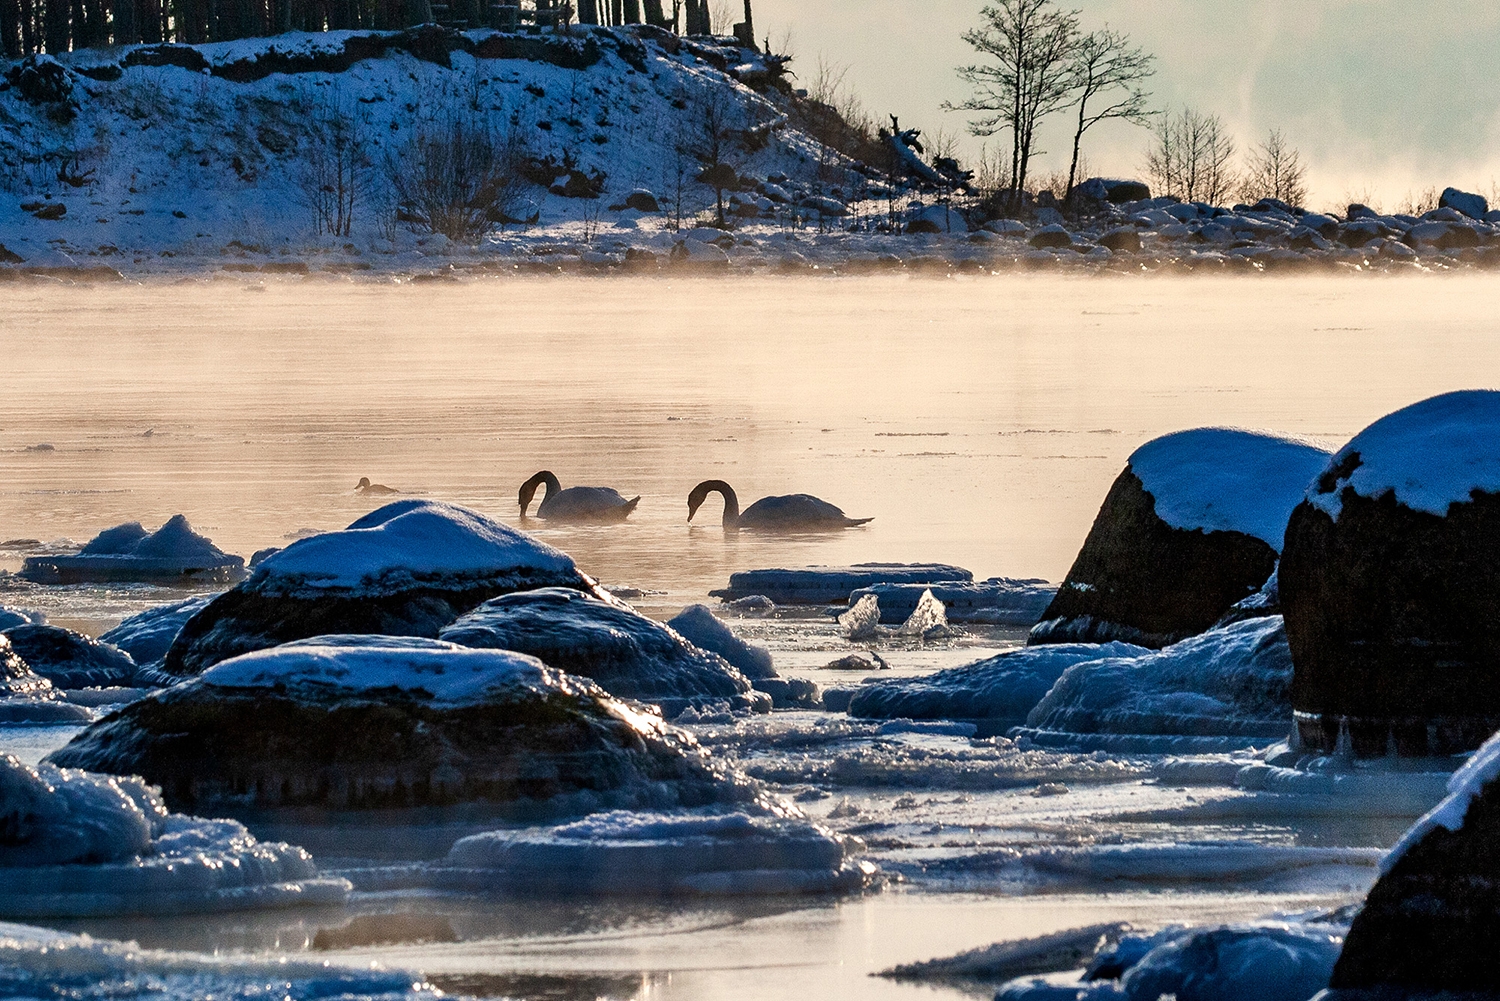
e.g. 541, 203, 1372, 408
687, 480, 872, 531
519, 471, 641, 523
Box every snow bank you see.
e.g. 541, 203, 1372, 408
1307, 391, 1500, 520
258, 499, 574, 591
99, 594, 218, 673
18, 515, 245, 584
0, 921, 430, 999
1026, 616, 1293, 739
848, 578, 1057, 625
848, 642, 1149, 729
1381, 727, 1500, 873
198, 635, 558, 706
439, 588, 768, 716
434, 809, 874, 896
667, 604, 776, 680
0, 754, 348, 917
1, 624, 136, 689
711, 563, 972, 604
1129, 428, 1330, 548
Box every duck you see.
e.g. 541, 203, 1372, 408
356, 477, 399, 495
687, 480, 872, 531
519, 471, 641, 523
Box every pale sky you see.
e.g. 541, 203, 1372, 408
750, 0, 1500, 212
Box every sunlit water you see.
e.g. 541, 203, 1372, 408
2, 273, 1499, 999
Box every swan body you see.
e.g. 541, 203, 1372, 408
520, 471, 640, 523
356, 477, 399, 495
687, 480, 872, 531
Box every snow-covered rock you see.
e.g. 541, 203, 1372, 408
0, 753, 347, 917
48, 635, 738, 817
710, 563, 972, 605
1029, 224, 1073, 249
18, 515, 244, 585
1025, 616, 1294, 740
1032, 429, 1329, 648
438, 588, 769, 717
1439, 186, 1489, 220
0, 608, 44, 631
99, 593, 218, 677
666, 604, 775, 679
1076, 178, 1151, 204
1404, 219, 1480, 250
1098, 227, 1142, 253
431, 809, 874, 896
847, 642, 1148, 732
1328, 729, 1500, 993
1283, 391, 1500, 757
0, 634, 92, 724
1, 624, 136, 689
163, 500, 600, 676
847, 578, 1057, 625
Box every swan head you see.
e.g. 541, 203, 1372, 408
519, 471, 557, 517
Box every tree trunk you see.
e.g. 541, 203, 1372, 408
113, 0, 138, 42
0, 0, 21, 54
622, 0, 636, 22
44, 0, 70, 50
576, 0, 595, 23
642, 0, 663, 26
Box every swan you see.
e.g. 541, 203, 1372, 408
687, 480, 872, 531
356, 477, 399, 495
519, 470, 641, 522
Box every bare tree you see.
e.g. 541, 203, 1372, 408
299, 91, 369, 239
1240, 128, 1307, 208
1145, 107, 1237, 206
1063, 27, 1153, 203
949, 0, 1080, 212
387, 115, 529, 243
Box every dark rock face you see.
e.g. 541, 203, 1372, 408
1031, 470, 1279, 648
46, 638, 733, 817
440, 589, 769, 717
1, 625, 137, 688
1330, 749, 1500, 992
1283, 488, 1500, 757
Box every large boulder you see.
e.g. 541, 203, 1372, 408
438, 588, 771, 717
163, 500, 601, 677
1328, 729, 1500, 993
18, 515, 244, 585
99, 594, 217, 679
1032, 429, 1330, 648
1438, 186, 1489, 220
0, 634, 91, 724
1282, 391, 1500, 757
1076, 178, 1151, 204
47, 636, 739, 817
1, 624, 137, 689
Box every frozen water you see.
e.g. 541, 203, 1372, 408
838, 594, 881, 640
1026, 617, 1293, 738
18, 515, 245, 584
0, 754, 348, 917
712, 564, 973, 604
895, 589, 949, 637
1, 624, 137, 689
198, 635, 567, 706
100, 594, 218, 673
847, 642, 1150, 729
1381, 726, 1500, 873
0, 635, 92, 724
1306, 390, 1500, 520
667, 604, 777, 680
0, 608, 44, 631
878, 922, 1128, 981
1128, 429, 1330, 547
429, 809, 874, 896
257, 500, 576, 592
1021, 842, 1381, 884
849, 578, 1058, 625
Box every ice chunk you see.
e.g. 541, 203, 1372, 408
1, 625, 136, 689
895, 589, 948, 637
838, 594, 880, 640
99, 594, 218, 673
18, 515, 245, 585
1026, 617, 1293, 739
711, 563, 972, 604
1022, 842, 1381, 884
435, 809, 874, 896
440, 589, 768, 717
848, 642, 1150, 729
666, 604, 776, 679
850, 578, 1057, 625
1120, 922, 1342, 1001
878, 922, 1129, 982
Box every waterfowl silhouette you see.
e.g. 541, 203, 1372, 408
687, 480, 872, 531
519, 471, 641, 523
355, 477, 399, 495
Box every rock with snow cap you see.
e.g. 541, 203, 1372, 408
0, 634, 91, 724
1438, 187, 1488, 220
47, 635, 739, 817
1283, 390, 1500, 757
1076, 177, 1151, 204
1031, 429, 1330, 648
1403, 220, 1480, 250
163, 500, 603, 677
99, 594, 217, 678
1098, 227, 1141, 253
438, 588, 770, 717
18, 515, 244, 585
1, 624, 136, 689
1029, 224, 1073, 249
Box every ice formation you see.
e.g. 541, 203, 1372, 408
0, 634, 91, 724
849, 578, 1058, 625
847, 642, 1150, 731
18, 515, 245, 585
711, 563, 972, 604
439, 588, 769, 717
895, 589, 949, 637
838, 594, 881, 640
1382, 727, 1500, 873
163, 500, 601, 675
99, 593, 218, 674
879, 923, 1129, 982
47, 635, 743, 817
431, 809, 875, 896
666, 604, 776, 680
0, 754, 348, 917
1025, 616, 1292, 741
0, 608, 43, 631
1, 624, 137, 689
